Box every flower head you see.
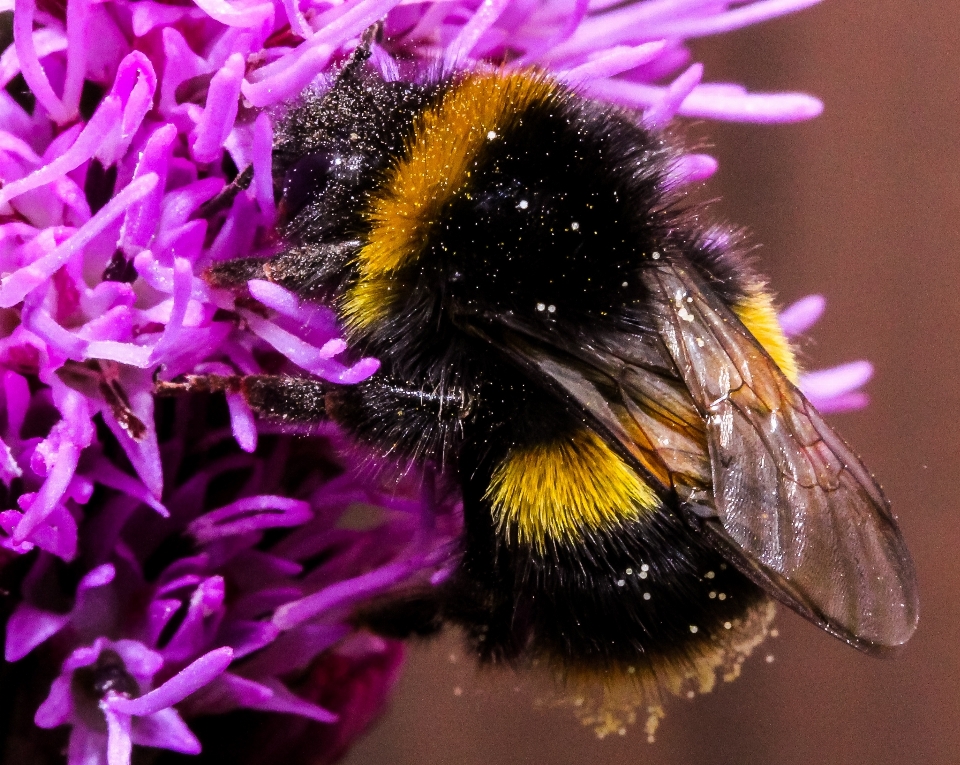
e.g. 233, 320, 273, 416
36, 640, 233, 761
0, 0, 867, 762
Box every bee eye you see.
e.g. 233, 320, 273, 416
283, 152, 334, 217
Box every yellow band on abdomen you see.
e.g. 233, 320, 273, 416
733, 289, 800, 383
486, 428, 659, 550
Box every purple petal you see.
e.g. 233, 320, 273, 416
106, 647, 234, 717
0, 174, 159, 308
246, 677, 338, 723
192, 54, 246, 164
75, 306, 135, 343
192, 0, 274, 28
102, 705, 133, 765
240, 310, 381, 383
99, 53, 158, 166
0, 96, 123, 207
21, 504, 78, 559
87, 458, 169, 517
64, 640, 107, 672
119, 123, 178, 253
247, 280, 338, 333
778, 294, 826, 336
149, 257, 194, 362
644, 61, 704, 129
156, 573, 206, 598
242, 44, 337, 108
13, 0, 71, 123
800, 361, 874, 399
669, 152, 719, 185
68, 727, 108, 765
62, 0, 91, 120
130, 708, 202, 755
160, 577, 226, 662
645, 0, 824, 39
80, 563, 116, 590
83, 342, 152, 368
35, 674, 74, 728
585, 78, 823, 123
443, 0, 513, 68
679, 87, 824, 123
559, 41, 665, 83
113, 640, 164, 679
226, 393, 258, 453
273, 559, 427, 631
101, 387, 163, 499
218, 619, 280, 658
5, 602, 71, 661
14, 440, 79, 543
189, 496, 313, 543
251, 113, 277, 226
239, 624, 351, 678
193, 672, 275, 713
810, 391, 869, 413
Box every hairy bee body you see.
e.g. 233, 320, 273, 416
200, 45, 917, 699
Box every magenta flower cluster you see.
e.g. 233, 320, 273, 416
0, 0, 867, 762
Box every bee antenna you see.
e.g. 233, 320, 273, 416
363, 19, 385, 47
336, 20, 385, 84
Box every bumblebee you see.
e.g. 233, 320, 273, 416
163, 36, 918, 710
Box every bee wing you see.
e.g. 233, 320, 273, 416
639, 259, 918, 652
491, 324, 712, 500
467, 260, 917, 653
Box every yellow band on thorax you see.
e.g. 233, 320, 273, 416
343, 71, 556, 331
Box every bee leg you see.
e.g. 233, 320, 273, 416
354, 590, 446, 639
204, 241, 361, 296
191, 165, 254, 221
155, 373, 328, 424
202, 258, 268, 290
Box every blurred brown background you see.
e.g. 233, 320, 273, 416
343, 2, 960, 763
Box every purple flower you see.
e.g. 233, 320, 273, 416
780, 294, 875, 412
35, 640, 233, 761
0, 0, 868, 762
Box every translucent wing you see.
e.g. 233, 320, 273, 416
466, 259, 917, 653
489, 323, 712, 500
639, 259, 918, 652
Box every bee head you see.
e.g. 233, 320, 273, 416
270, 61, 438, 305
